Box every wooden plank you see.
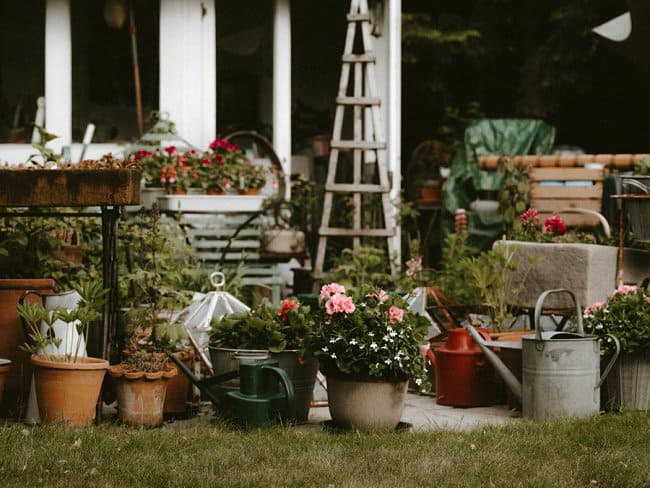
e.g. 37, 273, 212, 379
196, 251, 261, 262
319, 227, 394, 237
346, 13, 371, 22
325, 183, 388, 193
529, 198, 601, 213
191, 240, 260, 250
0, 169, 141, 207
529, 168, 604, 181
529, 182, 602, 199
330, 140, 386, 150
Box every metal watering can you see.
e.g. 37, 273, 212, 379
465, 289, 620, 420
169, 354, 295, 428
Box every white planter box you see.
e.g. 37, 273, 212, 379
156, 194, 265, 213
494, 240, 618, 309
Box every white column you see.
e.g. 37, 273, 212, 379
45, 0, 72, 151
387, 0, 401, 260
160, 0, 216, 148
273, 0, 292, 197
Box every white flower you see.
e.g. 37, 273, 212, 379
322, 346, 328, 352
350, 339, 357, 345
382, 335, 390, 342
389, 331, 397, 337
595, 324, 603, 330
415, 378, 423, 386
330, 353, 337, 359
394, 354, 401, 360
368, 332, 375, 337
370, 342, 378, 351
384, 359, 392, 365
329, 338, 337, 343
358, 343, 365, 349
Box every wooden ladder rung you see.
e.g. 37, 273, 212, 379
319, 227, 394, 237
336, 96, 381, 106
325, 183, 389, 193
342, 54, 376, 63
346, 13, 371, 22
330, 140, 386, 150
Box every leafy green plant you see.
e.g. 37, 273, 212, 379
17, 279, 107, 362
633, 156, 650, 176
210, 298, 314, 354
325, 246, 393, 293
433, 231, 482, 305
498, 157, 529, 238
584, 284, 650, 355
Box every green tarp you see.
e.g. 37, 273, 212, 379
441, 118, 555, 249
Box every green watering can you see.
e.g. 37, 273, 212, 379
168, 354, 295, 428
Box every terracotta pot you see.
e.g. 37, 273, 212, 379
31, 355, 108, 427
0, 278, 55, 418
173, 189, 188, 195
418, 186, 441, 205
164, 350, 194, 416
325, 375, 408, 431
0, 359, 10, 406
109, 364, 177, 427
237, 188, 261, 195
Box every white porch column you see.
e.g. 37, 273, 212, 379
387, 0, 401, 261
45, 0, 72, 151
273, 0, 292, 196
159, 0, 216, 148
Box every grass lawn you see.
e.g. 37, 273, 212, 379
1, 412, 649, 487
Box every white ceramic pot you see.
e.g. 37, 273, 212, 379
326, 375, 408, 431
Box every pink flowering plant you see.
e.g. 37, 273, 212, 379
584, 284, 650, 354
512, 208, 600, 244
312, 283, 429, 386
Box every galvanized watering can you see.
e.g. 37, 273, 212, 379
465, 289, 620, 420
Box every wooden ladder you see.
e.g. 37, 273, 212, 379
313, 0, 395, 279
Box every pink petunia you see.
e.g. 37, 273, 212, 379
325, 294, 356, 315
320, 283, 346, 300
389, 306, 404, 324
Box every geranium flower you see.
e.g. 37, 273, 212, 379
325, 293, 356, 315
520, 208, 539, 227
583, 301, 603, 316
372, 289, 388, 303
164, 145, 176, 155
544, 215, 567, 235
389, 306, 404, 324
319, 283, 346, 300
616, 284, 637, 295
277, 299, 299, 320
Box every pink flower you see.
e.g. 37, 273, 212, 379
165, 145, 176, 155
319, 283, 346, 300
372, 290, 388, 303
520, 208, 539, 227
583, 301, 603, 316
325, 294, 356, 315
646, 297, 650, 305
389, 306, 404, 324
544, 215, 567, 235
616, 284, 637, 295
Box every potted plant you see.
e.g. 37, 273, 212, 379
108, 307, 180, 427
235, 163, 268, 195
16, 279, 109, 427
311, 283, 429, 431
260, 196, 306, 256
209, 298, 317, 423
584, 283, 650, 411
417, 179, 442, 205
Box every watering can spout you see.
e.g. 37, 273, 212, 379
463, 324, 522, 404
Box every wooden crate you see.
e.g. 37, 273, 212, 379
529, 167, 605, 227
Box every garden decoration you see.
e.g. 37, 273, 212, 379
584, 282, 650, 411
173, 272, 250, 373
209, 297, 317, 423
466, 289, 620, 421
313, 283, 428, 430
169, 354, 295, 428
16, 280, 109, 427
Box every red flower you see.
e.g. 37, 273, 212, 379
520, 208, 539, 227
277, 299, 299, 320
165, 145, 176, 155
133, 149, 152, 160
201, 158, 210, 166
544, 215, 567, 235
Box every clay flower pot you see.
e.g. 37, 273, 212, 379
164, 349, 194, 416
31, 355, 109, 427
109, 363, 177, 427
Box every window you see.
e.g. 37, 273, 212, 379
0, 1, 45, 143
71, 0, 159, 143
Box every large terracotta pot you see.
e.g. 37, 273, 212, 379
325, 374, 408, 431
0, 278, 55, 418
31, 355, 108, 427
164, 349, 194, 416
0, 359, 11, 406
109, 364, 177, 427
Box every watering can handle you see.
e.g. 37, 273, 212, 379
534, 288, 584, 340
210, 272, 226, 289
596, 334, 621, 389
263, 365, 295, 420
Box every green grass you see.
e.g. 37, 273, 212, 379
1, 412, 649, 487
